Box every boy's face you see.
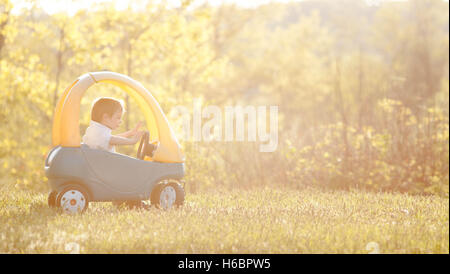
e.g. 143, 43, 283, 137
102, 109, 122, 130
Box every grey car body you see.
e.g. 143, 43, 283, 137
45, 144, 185, 202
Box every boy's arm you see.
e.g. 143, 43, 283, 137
109, 131, 144, 146
109, 135, 136, 145
116, 121, 143, 138
116, 131, 132, 138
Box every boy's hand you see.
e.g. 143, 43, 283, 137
129, 121, 143, 137
116, 121, 144, 139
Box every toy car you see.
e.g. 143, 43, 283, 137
45, 71, 186, 214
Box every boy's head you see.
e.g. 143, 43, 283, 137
91, 97, 124, 130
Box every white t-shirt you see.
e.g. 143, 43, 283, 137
82, 120, 115, 153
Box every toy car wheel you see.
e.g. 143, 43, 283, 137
56, 185, 90, 214
151, 180, 185, 210
48, 191, 58, 208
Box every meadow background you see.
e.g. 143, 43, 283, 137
0, 0, 448, 253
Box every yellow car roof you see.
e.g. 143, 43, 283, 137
52, 71, 184, 163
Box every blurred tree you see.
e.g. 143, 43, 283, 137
373, 0, 449, 111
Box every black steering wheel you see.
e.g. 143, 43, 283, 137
137, 131, 159, 160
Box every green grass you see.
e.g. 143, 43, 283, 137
0, 186, 448, 254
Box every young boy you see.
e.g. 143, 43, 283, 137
82, 97, 154, 210
82, 97, 144, 153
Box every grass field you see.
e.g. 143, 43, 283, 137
0, 186, 448, 254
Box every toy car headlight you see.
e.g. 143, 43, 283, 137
46, 147, 61, 166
